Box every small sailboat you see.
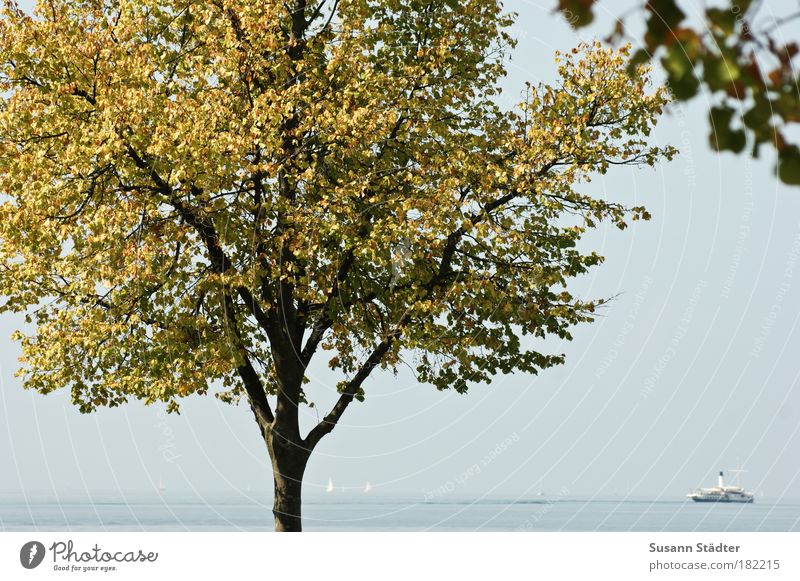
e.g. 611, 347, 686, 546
364, 481, 372, 493
157, 477, 166, 492
326, 477, 334, 493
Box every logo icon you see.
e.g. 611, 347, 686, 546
20, 541, 46, 569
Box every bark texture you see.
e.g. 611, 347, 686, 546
267, 427, 309, 532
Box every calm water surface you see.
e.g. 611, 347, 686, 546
1, 495, 798, 531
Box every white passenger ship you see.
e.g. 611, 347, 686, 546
687, 471, 754, 503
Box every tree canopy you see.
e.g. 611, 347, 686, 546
0, 0, 674, 530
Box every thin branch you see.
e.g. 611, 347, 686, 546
122, 140, 276, 427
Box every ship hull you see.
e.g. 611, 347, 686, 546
690, 497, 753, 503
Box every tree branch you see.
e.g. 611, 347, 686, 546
303, 169, 552, 448
122, 141, 276, 428
304, 329, 398, 449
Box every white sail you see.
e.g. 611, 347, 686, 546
326, 477, 334, 493
364, 481, 372, 493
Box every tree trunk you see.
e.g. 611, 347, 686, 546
272, 465, 304, 532
266, 427, 309, 532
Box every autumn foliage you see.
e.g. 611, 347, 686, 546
0, 0, 673, 530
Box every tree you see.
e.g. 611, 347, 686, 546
0, 0, 673, 531
557, 0, 800, 184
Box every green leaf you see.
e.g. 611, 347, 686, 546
706, 8, 736, 36
627, 48, 652, 75
777, 146, 800, 185
558, 0, 596, 28
647, 0, 686, 28
773, 91, 800, 123
662, 42, 700, 99
703, 55, 741, 91
662, 43, 693, 78
709, 106, 746, 153
742, 95, 772, 130
666, 70, 700, 99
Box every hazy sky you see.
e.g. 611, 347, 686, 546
2, 1, 799, 506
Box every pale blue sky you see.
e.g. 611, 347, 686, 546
1, 1, 799, 505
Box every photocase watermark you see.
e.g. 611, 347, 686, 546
423, 432, 519, 502
505, 22, 532, 41
721, 186, 754, 300
389, 234, 414, 291
19, 541, 46, 569
155, 406, 180, 464
515, 486, 570, 532
673, 101, 697, 194
560, 9, 583, 27
640, 279, 707, 399
730, 2, 752, 37
751, 224, 800, 359
595, 275, 653, 379
19, 539, 158, 573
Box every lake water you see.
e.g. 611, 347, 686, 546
2, 496, 798, 531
